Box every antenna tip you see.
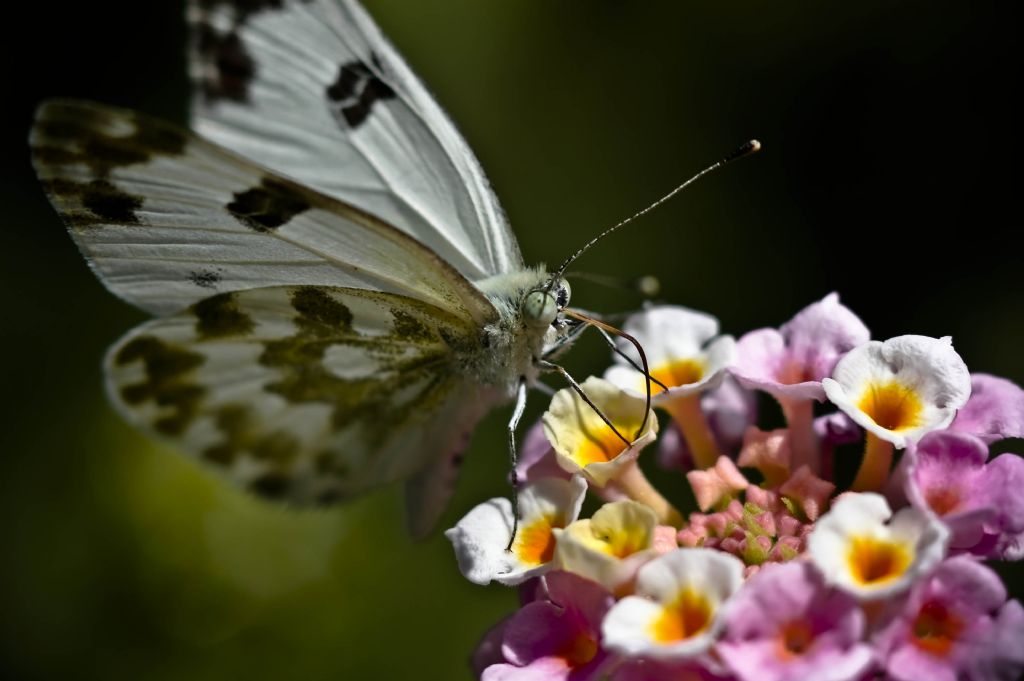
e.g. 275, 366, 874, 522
725, 139, 762, 163
636, 275, 660, 298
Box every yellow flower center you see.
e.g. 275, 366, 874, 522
912, 600, 962, 656
857, 380, 924, 432
514, 514, 559, 566
649, 358, 706, 393
846, 535, 913, 586
649, 588, 713, 643
572, 418, 641, 467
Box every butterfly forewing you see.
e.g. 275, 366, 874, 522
187, 0, 523, 281
106, 285, 501, 508
30, 99, 497, 325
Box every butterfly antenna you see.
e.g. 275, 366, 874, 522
551, 140, 761, 283
562, 308, 655, 439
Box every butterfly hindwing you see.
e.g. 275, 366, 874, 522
30, 99, 497, 327
106, 285, 501, 508
187, 0, 523, 281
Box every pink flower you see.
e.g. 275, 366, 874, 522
949, 373, 1024, 444
657, 377, 758, 471
718, 562, 873, 681
904, 430, 1024, 559
482, 571, 615, 681
873, 556, 1024, 681
732, 293, 869, 402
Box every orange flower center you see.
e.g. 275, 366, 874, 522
777, 619, 815, 658
847, 536, 912, 585
857, 381, 924, 432
514, 515, 558, 566
924, 487, 962, 516
649, 589, 713, 643
558, 632, 599, 667
912, 600, 962, 656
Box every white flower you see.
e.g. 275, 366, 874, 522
604, 306, 736, 401
445, 476, 587, 585
602, 548, 744, 660
822, 335, 971, 448
553, 500, 660, 594
542, 377, 657, 487
808, 493, 948, 601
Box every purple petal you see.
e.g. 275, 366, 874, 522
950, 373, 1024, 444
502, 572, 613, 666
474, 616, 512, 676
985, 453, 1024, 533
516, 420, 571, 483
780, 293, 869, 381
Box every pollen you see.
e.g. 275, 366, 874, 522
912, 600, 963, 656
846, 535, 913, 586
857, 380, 924, 432
514, 515, 558, 566
649, 588, 713, 643
649, 358, 706, 393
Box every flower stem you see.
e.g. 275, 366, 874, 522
615, 461, 684, 527
665, 394, 721, 470
851, 433, 894, 492
780, 397, 820, 475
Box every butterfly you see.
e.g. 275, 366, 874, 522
30, 0, 579, 537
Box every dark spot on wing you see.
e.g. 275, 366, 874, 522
202, 402, 298, 469
32, 103, 187, 180
195, 25, 256, 103
192, 0, 315, 102
115, 335, 207, 436
189, 269, 222, 289
391, 309, 435, 344
292, 288, 354, 336
326, 56, 397, 129
192, 292, 255, 339
81, 180, 143, 223
41, 178, 144, 227
227, 178, 311, 231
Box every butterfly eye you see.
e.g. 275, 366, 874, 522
522, 290, 558, 328
555, 280, 571, 309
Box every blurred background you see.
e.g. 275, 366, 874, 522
2, 1, 1020, 678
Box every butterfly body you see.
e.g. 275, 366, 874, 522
31, 0, 582, 533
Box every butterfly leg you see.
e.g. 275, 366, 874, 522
504, 377, 529, 552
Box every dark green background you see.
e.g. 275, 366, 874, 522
2, 2, 1020, 679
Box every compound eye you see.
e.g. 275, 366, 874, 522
522, 290, 558, 328
555, 280, 571, 309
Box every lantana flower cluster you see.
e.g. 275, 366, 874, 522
447, 294, 1024, 681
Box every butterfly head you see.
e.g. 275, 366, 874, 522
522, 278, 571, 329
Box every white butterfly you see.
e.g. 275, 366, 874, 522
30, 0, 577, 536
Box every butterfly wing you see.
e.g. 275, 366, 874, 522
106, 285, 501, 523
31, 100, 507, 533
187, 0, 523, 281
30, 99, 496, 325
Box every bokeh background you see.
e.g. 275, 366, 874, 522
2, 1, 1021, 679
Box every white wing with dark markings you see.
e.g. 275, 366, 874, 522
188, 0, 522, 280
105, 285, 501, 532
31, 99, 498, 325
